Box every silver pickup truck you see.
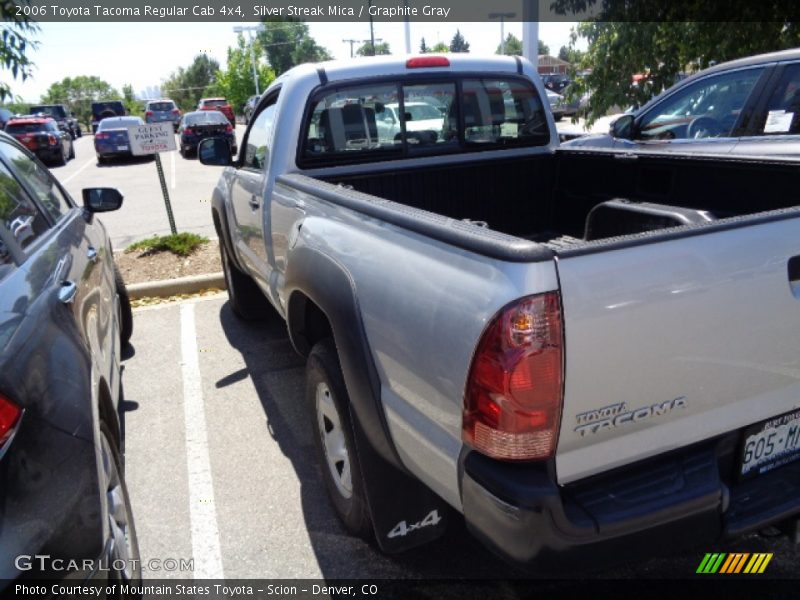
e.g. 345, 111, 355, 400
199, 54, 800, 570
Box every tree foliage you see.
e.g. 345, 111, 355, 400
419, 37, 429, 53
496, 33, 523, 56
0, 1, 39, 101
41, 76, 119, 128
356, 40, 391, 56
162, 54, 220, 112
122, 84, 142, 118
538, 40, 550, 56
449, 29, 470, 53
431, 41, 449, 53
258, 19, 331, 76
211, 34, 275, 112
552, 1, 800, 123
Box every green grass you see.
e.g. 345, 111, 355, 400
126, 232, 209, 257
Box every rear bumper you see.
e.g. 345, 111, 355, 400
460, 439, 800, 572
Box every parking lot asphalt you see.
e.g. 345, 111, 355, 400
121, 295, 800, 592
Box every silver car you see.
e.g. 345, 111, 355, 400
145, 98, 181, 132
563, 47, 800, 156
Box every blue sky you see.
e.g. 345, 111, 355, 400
9, 21, 582, 102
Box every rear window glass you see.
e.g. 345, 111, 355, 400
203, 99, 228, 107
5, 122, 53, 134
301, 76, 549, 166
149, 102, 175, 111
185, 112, 229, 125
30, 106, 66, 119
92, 102, 125, 118
97, 118, 142, 130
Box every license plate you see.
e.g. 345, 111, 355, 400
740, 408, 800, 478
117, 145, 129, 151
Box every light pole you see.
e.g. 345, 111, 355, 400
489, 12, 516, 55
233, 25, 264, 96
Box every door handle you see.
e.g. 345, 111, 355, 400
58, 280, 77, 304
249, 196, 260, 210
87, 246, 98, 262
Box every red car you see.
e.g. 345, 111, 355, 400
197, 97, 235, 125
4, 116, 74, 166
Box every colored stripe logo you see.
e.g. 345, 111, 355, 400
696, 553, 773, 574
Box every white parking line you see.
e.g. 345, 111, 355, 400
61, 157, 95, 184
180, 302, 225, 579
170, 150, 176, 190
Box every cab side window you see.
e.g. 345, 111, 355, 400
754, 63, 800, 135
243, 99, 277, 171
1, 142, 72, 221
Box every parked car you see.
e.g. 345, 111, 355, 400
199, 53, 800, 572
375, 101, 446, 141
4, 116, 74, 166
545, 89, 566, 121
197, 97, 235, 125
28, 103, 81, 139
145, 98, 181, 131
563, 47, 800, 155
0, 131, 138, 589
179, 110, 236, 157
542, 73, 571, 93
94, 116, 144, 164
91, 101, 126, 134
243, 94, 260, 125
0, 108, 13, 130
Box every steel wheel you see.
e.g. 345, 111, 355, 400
316, 381, 352, 499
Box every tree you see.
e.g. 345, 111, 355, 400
258, 19, 331, 76
0, 2, 39, 101
431, 41, 449, 53
558, 44, 585, 65
212, 34, 275, 113
122, 84, 142, 118
162, 54, 220, 112
41, 76, 119, 129
449, 29, 470, 53
496, 33, 523, 56
420, 37, 429, 53
538, 40, 550, 56
356, 41, 391, 56
552, 1, 800, 124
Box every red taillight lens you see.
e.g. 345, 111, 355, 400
183, 127, 194, 135
406, 56, 450, 68
145, 111, 154, 117
95, 132, 108, 140
0, 394, 22, 448
171, 109, 180, 115
48, 134, 58, 145
463, 292, 564, 461
225, 124, 233, 133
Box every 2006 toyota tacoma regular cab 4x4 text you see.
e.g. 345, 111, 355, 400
198, 54, 800, 570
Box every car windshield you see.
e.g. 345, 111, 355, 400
98, 117, 142, 130
30, 106, 66, 119
185, 112, 228, 125
6, 122, 53, 134
149, 102, 174, 111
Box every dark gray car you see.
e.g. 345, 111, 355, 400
0, 131, 139, 589
563, 47, 800, 155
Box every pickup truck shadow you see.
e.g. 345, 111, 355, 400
216, 301, 526, 584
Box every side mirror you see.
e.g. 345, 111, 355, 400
82, 188, 124, 212
198, 137, 232, 166
610, 114, 635, 139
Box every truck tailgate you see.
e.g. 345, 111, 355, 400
555, 215, 800, 484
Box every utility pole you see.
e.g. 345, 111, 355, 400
368, 0, 376, 55
343, 39, 359, 58
403, 0, 411, 54
489, 12, 516, 55
233, 25, 264, 95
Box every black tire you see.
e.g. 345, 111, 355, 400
55, 146, 67, 166
68, 140, 75, 159
219, 240, 270, 320
100, 422, 142, 599
114, 264, 133, 346
77, 126, 83, 138
97, 154, 106, 165
307, 339, 373, 539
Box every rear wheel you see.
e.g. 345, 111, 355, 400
307, 340, 372, 538
68, 140, 75, 159
219, 240, 269, 320
114, 264, 133, 346
100, 422, 142, 598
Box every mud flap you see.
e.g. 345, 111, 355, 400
349, 409, 449, 553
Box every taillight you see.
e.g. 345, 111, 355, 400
95, 132, 108, 140
0, 394, 22, 448
406, 56, 450, 68
171, 109, 180, 115
145, 111, 154, 117
47, 134, 58, 145
183, 127, 194, 135
225, 124, 233, 133
463, 292, 564, 461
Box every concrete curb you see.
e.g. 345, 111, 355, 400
128, 272, 226, 300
